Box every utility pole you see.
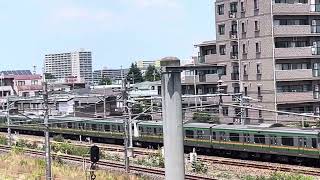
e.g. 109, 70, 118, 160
43, 81, 52, 180
6, 97, 11, 146
122, 74, 130, 173
160, 57, 185, 180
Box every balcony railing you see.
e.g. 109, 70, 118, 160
311, 25, 320, 33
312, 47, 320, 55
231, 73, 239, 80
229, 31, 238, 39
310, 4, 320, 12
229, 11, 237, 19
230, 52, 239, 60
198, 56, 205, 63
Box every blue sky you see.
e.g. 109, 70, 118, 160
0, 0, 216, 71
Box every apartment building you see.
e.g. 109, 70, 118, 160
136, 60, 161, 75
44, 49, 93, 84
194, 0, 320, 124
93, 68, 129, 85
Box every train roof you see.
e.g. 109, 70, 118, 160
184, 123, 217, 128
213, 124, 320, 135
137, 121, 163, 126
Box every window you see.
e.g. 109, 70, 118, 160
258, 110, 262, 118
254, 21, 259, 31
244, 87, 248, 96
197, 130, 204, 139
31, 80, 38, 85
185, 130, 194, 138
256, 42, 261, 53
223, 107, 229, 116
218, 24, 225, 35
258, 86, 262, 96
312, 138, 317, 148
254, 134, 265, 144
230, 133, 239, 142
243, 64, 248, 75
257, 64, 261, 74
230, 2, 238, 13
218, 4, 224, 15
241, 2, 245, 12
242, 43, 247, 54
17, 81, 25, 86
241, 22, 246, 33
219, 45, 226, 55
282, 136, 294, 146
243, 133, 250, 143
270, 136, 277, 145
254, 0, 259, 10
212, 132, 216, 140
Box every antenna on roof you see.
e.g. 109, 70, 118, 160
33, 65, 37, 75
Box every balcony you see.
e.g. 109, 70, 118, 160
277, 92, 316, 104
203, 54, 219, 63
276, 69, 313, 81
274, 25, 311, 36
275, 46, 314, 59
229, 31, 238, 40
231, 73, 239, 80
229, 11, 237, 19
230, 52, 239, 60
205, 74, 220, 83
183, 75, 199, 84
273, 3, 310, 15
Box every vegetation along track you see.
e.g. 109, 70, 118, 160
0, 145, 214, 180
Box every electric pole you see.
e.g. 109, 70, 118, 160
122, 73, 130, 173
6, 97, 11, 146
43, 81, 52, 180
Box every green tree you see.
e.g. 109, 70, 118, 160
127, 63, 143, 84
144, 65, 161, 82
192, 112, 220, 123
99, 77, 112, 85
44, 73, 55, 79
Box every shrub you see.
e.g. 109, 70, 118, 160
244, 172, 314, 180
191, 160, 208, 174
193, 112, 219, 123
0, 135, 7, 145
53, 135, 65, 142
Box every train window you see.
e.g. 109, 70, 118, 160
197, 130, 204, 139
185, 130, 194, 138
104, 125, 110, 131
92, 124, 97, 131
153, 128, 157, 135
312, 138, 317, 148
254, 134, 265, 144
57, 123, 62, 128
220, 132, 227, 141
139, 126, 144, 133
270, 136, 277, 145
243, 133, 250, 143
282, 136, 294, 146
67, 123, 72, 128
98, 124, 103, 131
146, 127, 152, 134
118, 126, 121, 132
298, 137, 307, 147
230, 133, 239, 142
85, 123, 91, 130
212, 132, 216, 140
112, 125, 117, 132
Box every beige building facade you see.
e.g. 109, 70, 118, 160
192, 0, 320, 124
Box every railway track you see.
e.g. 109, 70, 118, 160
7, 135, 320, 178
0, 145, 215, 180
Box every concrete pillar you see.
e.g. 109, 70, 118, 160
160, 57, 185, 180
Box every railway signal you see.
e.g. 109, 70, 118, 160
90, 145, 100, 163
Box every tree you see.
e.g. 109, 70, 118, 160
127, 63, 143, 84
192, 112, 220, 124
44, 73, 55, 80
144, 65, 161, 82
99, 77, 112, 85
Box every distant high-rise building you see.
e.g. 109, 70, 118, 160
44, 49, 93, 83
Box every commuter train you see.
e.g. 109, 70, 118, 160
1, 116, 320, 165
